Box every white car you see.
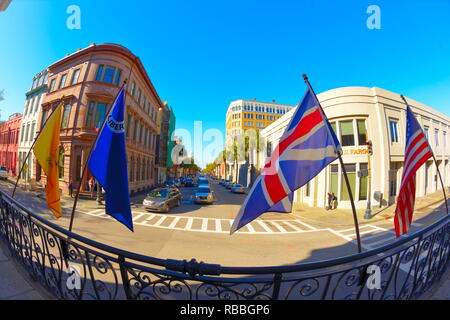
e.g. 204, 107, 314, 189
0, 166, 8, 180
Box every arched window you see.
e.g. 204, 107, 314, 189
58, 147, 65, 179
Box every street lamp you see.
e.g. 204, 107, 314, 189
364, 140, 373, 219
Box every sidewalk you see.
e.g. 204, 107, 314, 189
291, 189, 449, 228
0, 238, 50, 300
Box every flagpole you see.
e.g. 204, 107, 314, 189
67, 81, 127, 233
400, 95, 449, 215
302, 74, 363, 253
11, 96, 66, 198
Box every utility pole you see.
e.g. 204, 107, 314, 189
364, 140, 373, 219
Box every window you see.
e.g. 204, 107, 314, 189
29, 122, 36, 142
340, 121, 355, 146
20, 125, 25, 142
126, 114, 132, 137
357, 120, 367, 145
341, 164, 356, 201
85, 102, 95, 127
71, 68, 81, 85
103, 66, 116, 83
76, 155, 81, 181
330, 122, 337, 136
114, 69, 122, 86
435, 129, 439, 147
95, 65, 104, 81
330, 164, 339, 197
131, 81, 136, 97
34, 94, 42, 113
424, 126, 429, 140
25, 124, 30, 142
359, 163, 368, 200
58, 74, 67, 89
58, 147, 64, 179
40, 109, 48, 129
94, 103, 107, 128
137, 89, 141, 104
389, 120, 399, 143
133, 119, 138, 141
49, 78, 56, 92
61, 104, 71, 128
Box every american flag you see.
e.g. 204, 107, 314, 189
394, 103, 433, 237
230, 87, 341, 234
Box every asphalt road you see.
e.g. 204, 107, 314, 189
0, 179, 446, 268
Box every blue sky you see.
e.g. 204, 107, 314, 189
0, 0, 450, 165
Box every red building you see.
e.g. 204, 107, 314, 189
0, 113, 23, 176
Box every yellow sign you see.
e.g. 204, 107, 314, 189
343, 148, 369, 156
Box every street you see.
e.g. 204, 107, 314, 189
0, 178, 447, 269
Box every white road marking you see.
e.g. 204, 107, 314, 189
132, 213, 145, 222
184, 217, 194, 230
269, 221, 287, 233
282, 221, 303, 232
153, 216, 167, 227
246, 223, 255, 233
215, 219, 222, 232
201, 219, 208, 231
167, 217, 181, 228
257, 220, 275, 233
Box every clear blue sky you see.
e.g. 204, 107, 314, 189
0, 0, 449, 165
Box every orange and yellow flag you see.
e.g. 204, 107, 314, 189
33, 103, 63, 218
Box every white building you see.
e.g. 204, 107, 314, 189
225, 99, 295, 186
17, 69, 48, 183
259, 87, 450, 210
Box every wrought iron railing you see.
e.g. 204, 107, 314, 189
0, 190, 448, 300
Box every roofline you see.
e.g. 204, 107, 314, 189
48, 43, 165, 108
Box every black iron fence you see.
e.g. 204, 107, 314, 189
0, 190, 448, 300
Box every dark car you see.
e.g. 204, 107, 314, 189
143, 188, 182, 212
194, 186, 216, 204
185, 178, 194, 187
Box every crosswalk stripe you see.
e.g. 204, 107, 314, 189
153, 216, 166, 227
269, 221, 287, 233
257, 220, 274, 233
168, 217, 181, 228
283, 221, 302, 232
215, 219, 222, 232
246, 223, 256, 233
201, 219, 208, 231
185, 218, 194, 230
132, 213, 145, 222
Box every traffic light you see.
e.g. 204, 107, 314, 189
366, 140, 373, 155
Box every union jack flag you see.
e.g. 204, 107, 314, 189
230, 87, 341, 234
394, 103, 432, 237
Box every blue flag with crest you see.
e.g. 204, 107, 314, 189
88, 86, 133, 231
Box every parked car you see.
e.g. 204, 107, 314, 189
194, 186, 216, 204
0, 166, 7, 180
185, 178, 195, 187
197, 177, 209, 186
225, 181, 233, 189
143, 188, 182, 212
219, 179, 225, 185
231, 184, 246, 194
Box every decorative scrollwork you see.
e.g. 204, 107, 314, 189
0, 192, 448, 300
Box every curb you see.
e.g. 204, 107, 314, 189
290, 197, 448, 228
